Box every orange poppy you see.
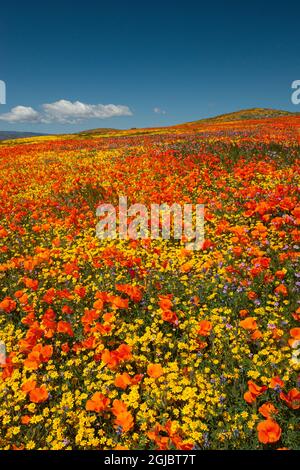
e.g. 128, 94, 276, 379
244, 380, 267, 403
239, 309, 249, 318
257, 419, 282, 444
180, 261, 193, 273
114, 410, 134, 432
248, 381, 267, 396
240, 317, 258, 330
116, 284, 143, 302
114, 372, 132, 390
116, 343, 132, 360
292, 307, 300, 321
57, 320, 74, 337
101, 349, 119, 369
274, 284, 288, 296
197, 320, 212, 336
21, 379, 37, 393
275, 270, 285, 280
270, 376, 284, 389
258, 402, 278, 419
74, 285, 86, 298
251, 330, 263, 340
290, 328, 300, 340
101, 343, 131, 369
247, 291, 257, 300
86, 392, 110, 412
21, 415, 31, 425
0, 297, 17, 313
244, 391, 256, 404
147, 363, 164, 378
29, 385, 49, 403
93, 299, 104, 310
280, 388, 300, 409
109, 295, 129, 309
158, 297, 173, 310
112, 399, 128, 416
62, 305, 73, 315
161, 309, 179, 326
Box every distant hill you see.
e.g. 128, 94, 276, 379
77, 128, 118, 136
0, 131, 47, 141
186, 108, 300, 125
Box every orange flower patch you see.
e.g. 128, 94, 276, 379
86, 392, 110, 412
197, 320, 212, 336
257, 419, 282, 444
147, 364, 164, 378
29, 385, 49, 403
114, 372, 132, 390
57, 320, 74, 337
259, 402, 278, 419
240, 317, 258, 330
0, 297, 17, 313
280, 388, 300, 410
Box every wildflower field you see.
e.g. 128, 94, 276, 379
0, 115, 300, 450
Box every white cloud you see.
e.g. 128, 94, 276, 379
153, 107, 166, 115
42, 100, 133, 123
0, 100, 133, 124
0, 105, 41, 123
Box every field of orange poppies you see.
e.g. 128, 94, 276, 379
0, 115, 300, 450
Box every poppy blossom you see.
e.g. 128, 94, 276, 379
147, 364, 164, 378
247, 291, 257, 300
86, 392, 110, 412
240, 317, 258, 330
280, 388, 300, 410
21, 415, 31, 425
158, 296, 173, 310
24, 344, 53, 369
0, 297, 17, 313
21, 379, 37, 393
116, 284, 143, 302
290, 328, 300, 340
244, 380, 267, 403
57, 321, 74, 337
1, 112, 300, 450
270, 376, 284, 389
29, 385, 49, 403
109, 295, 129, 309
114, 410, 134, 432
257, 419, 282, 444
161, 309, 179, 326
114, 372, 132, 390
112, 399, 128, 416
197, 320, 212, 336
93, 299, 104, 310
251, 330, 263, 340
274, 284, 288, 296
244, 391, 256, 404
239, 309, 249, 318
248, 381, 267, 396
259, 402, 278, 419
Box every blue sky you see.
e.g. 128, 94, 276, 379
0, 0, 300, 133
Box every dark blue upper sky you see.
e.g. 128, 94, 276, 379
1, 0, 300, 132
